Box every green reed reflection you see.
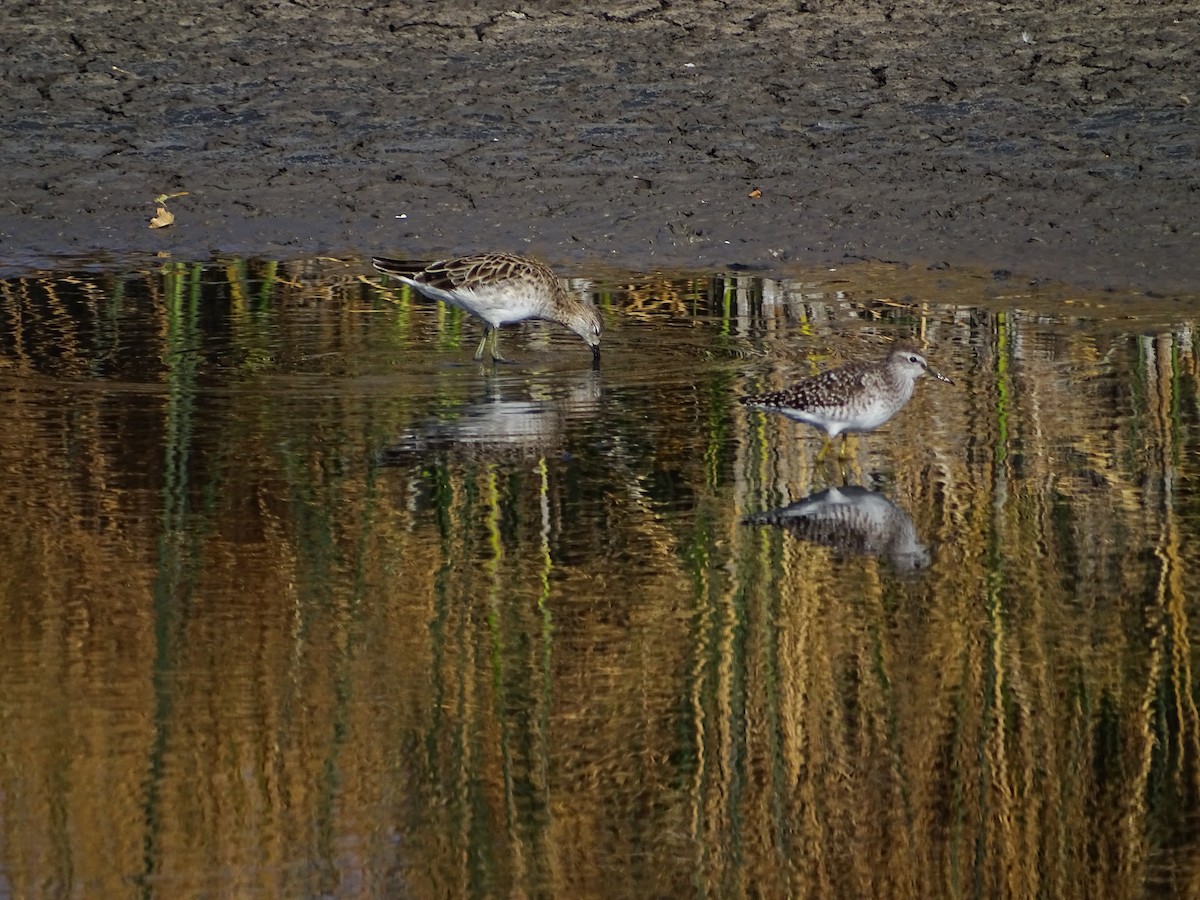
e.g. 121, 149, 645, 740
147, 260, 200, 895
0, 258, 1197, 898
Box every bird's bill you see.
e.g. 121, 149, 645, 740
929, 367, 955, 385
591, 344, 601, 367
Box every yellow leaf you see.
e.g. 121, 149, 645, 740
149, 206, 175, 229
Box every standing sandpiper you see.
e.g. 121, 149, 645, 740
740, 343, 954, 459
372, 253, 602, 363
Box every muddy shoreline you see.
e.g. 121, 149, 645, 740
2, 1, 1197, 291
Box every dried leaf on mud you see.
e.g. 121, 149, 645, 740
149, 206, 174, 228
149, 191, 188, 228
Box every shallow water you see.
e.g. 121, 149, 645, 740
1, 257, 1199, 898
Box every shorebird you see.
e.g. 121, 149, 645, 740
740, 343, 954, 459
372, 253, 602, 363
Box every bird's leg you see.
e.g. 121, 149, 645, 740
837, 434, 852, 460
473, 328, 490, 361
838, 445, 863, 485
814, 436, 834, 464
490, 328, 506, 362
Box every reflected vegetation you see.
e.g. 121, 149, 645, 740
1, 257, 1199, 897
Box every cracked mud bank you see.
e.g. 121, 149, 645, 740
2, 0, 1197, 291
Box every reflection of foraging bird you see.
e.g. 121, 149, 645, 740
740, 344, 954, 460
372, 253, 602, 363
377, 371, 602, 465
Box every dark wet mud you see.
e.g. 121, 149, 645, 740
2, 1, 1197, 291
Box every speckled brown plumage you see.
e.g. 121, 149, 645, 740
741, 344, 953, 447
373, 253, 602, 363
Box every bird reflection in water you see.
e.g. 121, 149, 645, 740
376, 371, 602, 463
743, 485, 931, 572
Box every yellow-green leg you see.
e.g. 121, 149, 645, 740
814, 436, 834, 463
814, 434, 855, 465
472, 328, 506, 362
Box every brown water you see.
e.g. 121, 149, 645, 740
1, 257, 1198, 898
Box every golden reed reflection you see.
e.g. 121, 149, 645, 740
0, 259, 1197, 897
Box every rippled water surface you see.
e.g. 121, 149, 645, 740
2, 257, 1199, 898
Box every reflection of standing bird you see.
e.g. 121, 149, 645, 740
372, 253, 602, 364
743, 485, 931, 571
740, 344, 953, 459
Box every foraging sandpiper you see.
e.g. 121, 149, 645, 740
372, 253, 602, 363
740, 344, 954, 458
